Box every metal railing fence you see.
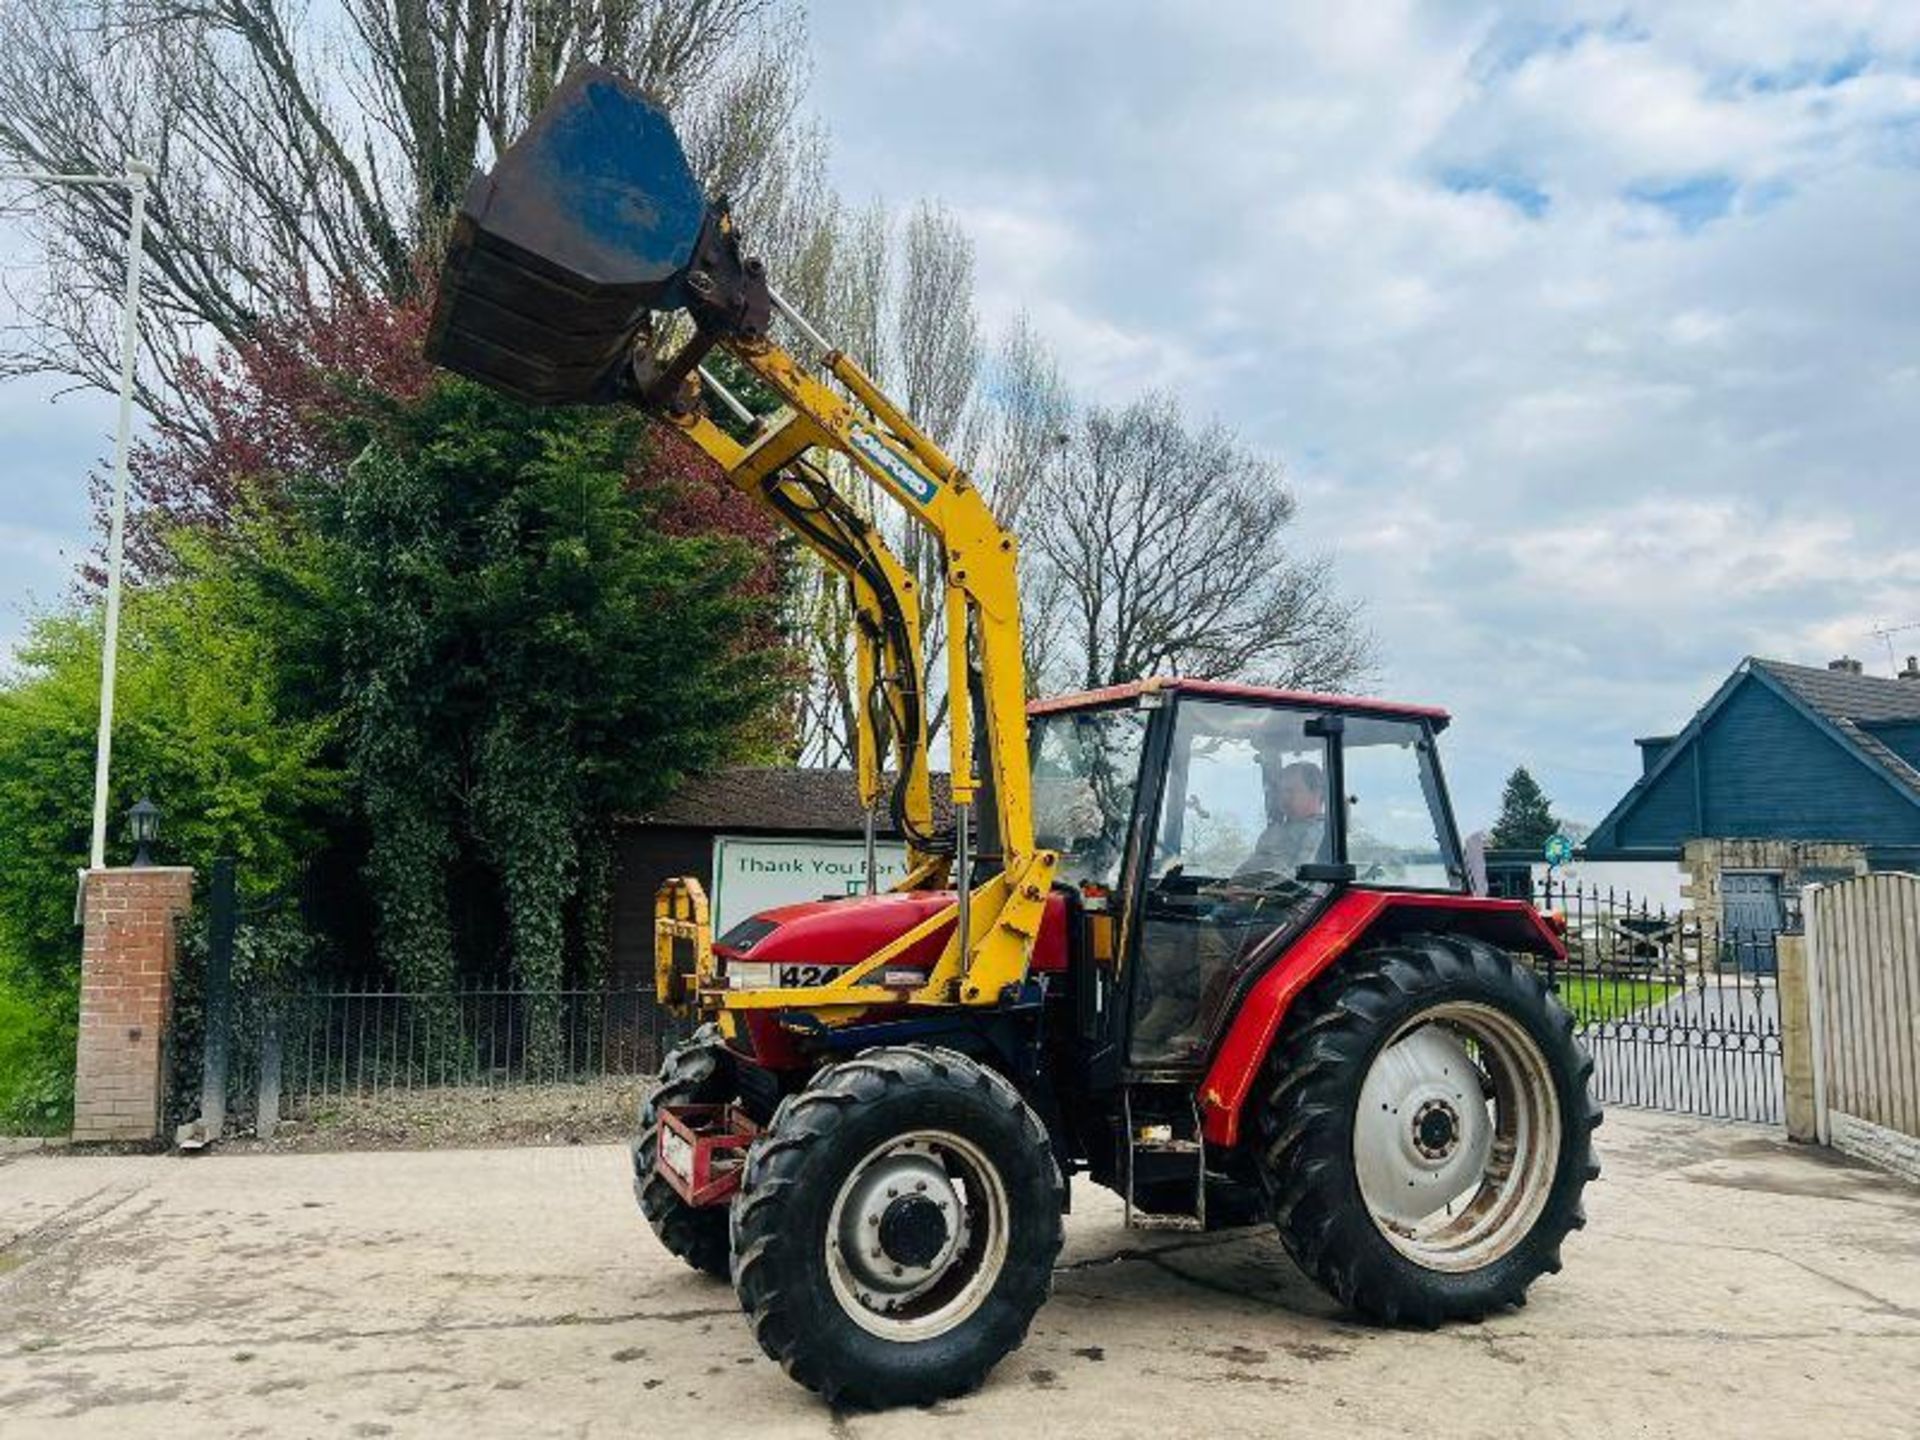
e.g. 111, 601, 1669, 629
168, 861, 1787, 1138
271, 985, 668, 1117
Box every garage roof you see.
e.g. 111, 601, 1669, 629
625, 767, 954, 836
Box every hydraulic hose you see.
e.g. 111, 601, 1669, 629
761, 465, 948, 857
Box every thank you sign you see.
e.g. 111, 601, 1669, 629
710, 835, 912, 935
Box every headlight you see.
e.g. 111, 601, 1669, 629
726, 961, 778, 990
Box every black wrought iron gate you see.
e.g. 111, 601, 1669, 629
1539, 882, 1784, 1126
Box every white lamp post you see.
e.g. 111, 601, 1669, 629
5, 159, 154, 870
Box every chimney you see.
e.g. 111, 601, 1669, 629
1900, 655, 1920, 682
1828, 655, 1864, 674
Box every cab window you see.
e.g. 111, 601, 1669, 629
1343, 717, 1462, 891
1129, 700, 1333, 1068
1029, 706, 1150, 892
1153, 705, 1329, 884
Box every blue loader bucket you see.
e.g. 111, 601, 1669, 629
425, 63, 713, 404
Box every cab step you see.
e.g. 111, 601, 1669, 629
1121, 1087, 1207, 1232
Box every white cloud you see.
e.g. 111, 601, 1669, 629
808, 0, 1920, 825
0, 362, 115, 656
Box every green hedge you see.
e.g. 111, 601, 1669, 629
0, 976, 73, 1136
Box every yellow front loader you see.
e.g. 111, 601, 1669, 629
430, 62, 1053, 1028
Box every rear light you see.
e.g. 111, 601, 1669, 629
1543, 909, 1568, 938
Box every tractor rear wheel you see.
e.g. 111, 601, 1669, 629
730, 1046, 1064, 1408
632, 1024, 735, 1278
1257, 932, 1600, 1325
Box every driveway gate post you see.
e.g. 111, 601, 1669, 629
197, 857, 238, 1140
73, 865, 195, 1142
1776, 931, 1815, 1142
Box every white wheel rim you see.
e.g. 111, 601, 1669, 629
824, 1129, 1010, 1341
1353, 1002, 1562, 1273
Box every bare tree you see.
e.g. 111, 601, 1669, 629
790, 554, 858, 769
1029, 392, 1373, 693
973, 312, 1068, 527
880, 201, 978, 741
893, 201, 978, 448
0, 0, 808, 417
969, 312, 1071, 691
780, 197, 983, 762
780, 197, 884, 768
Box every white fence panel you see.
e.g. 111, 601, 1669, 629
1806, 873, 1920, 1180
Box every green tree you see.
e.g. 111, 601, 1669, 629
1490, 766, 1559, 853
0, 553, 339, 1131
0, 577, 339, 994
286, 377, 789, 1063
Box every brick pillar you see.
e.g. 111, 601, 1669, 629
72, 866, 194, 1143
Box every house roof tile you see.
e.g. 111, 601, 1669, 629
1752, 659, 1920, 726
1753, 660, 1920, 796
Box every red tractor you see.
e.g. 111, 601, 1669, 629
427, 66, 1599, 1409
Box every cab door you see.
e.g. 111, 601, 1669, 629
1122, 699, 1339, 1070
1028, 701, 1157, 1050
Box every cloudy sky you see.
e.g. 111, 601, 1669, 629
804, 0, 1920, 827
2, 1, 1917, 831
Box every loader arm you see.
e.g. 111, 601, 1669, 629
670, 404, 940, 878
425, 63, 1055, 1010
657, 319, 1056, 1007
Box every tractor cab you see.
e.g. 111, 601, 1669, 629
1029, 679, 1466, 1072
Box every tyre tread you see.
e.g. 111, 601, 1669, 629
1254, 933, 1600, 1327
731, 1045, 1064, 1408
632, 1024, 735, 1279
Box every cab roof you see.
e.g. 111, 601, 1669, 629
1027, 677, 1450, 728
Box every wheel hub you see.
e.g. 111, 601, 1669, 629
832, 1143, 968, 1300
1413, 1098, 1460, 1159
1354, 1025, 1494, 1227
878, 1194, 950, 1268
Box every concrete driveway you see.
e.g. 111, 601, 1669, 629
3, 1109, 1918, 1439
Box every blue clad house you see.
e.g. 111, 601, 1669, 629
1584, 655, 1920, 960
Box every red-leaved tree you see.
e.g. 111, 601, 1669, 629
94, 288, 779, 592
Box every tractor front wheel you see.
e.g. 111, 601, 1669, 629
632, 1024, 735, 1278
1257, 932, 1600, 1325
731, 1046, 1064, 1408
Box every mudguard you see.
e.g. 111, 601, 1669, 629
1198, 890, 1566, 1146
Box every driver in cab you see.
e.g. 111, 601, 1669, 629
1238, 756, 1329, 879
